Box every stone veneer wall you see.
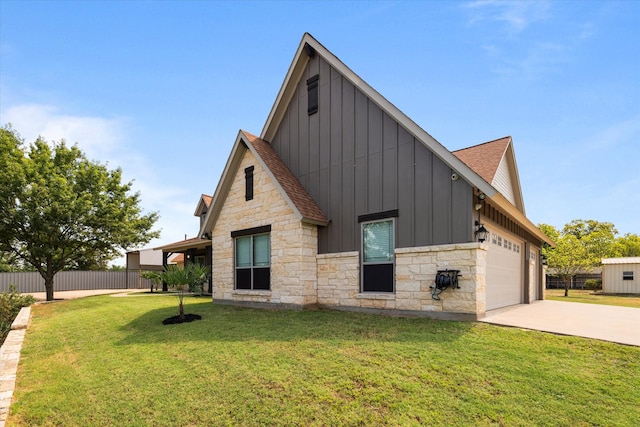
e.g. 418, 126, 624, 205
211, 148, 319, 307
317, 243, 487, 319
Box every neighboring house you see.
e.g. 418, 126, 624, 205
183, 34, 553, 319
125, 248, 164, 288
155, 194, 213, 293
169, 253, 185, 268
602, 258, 640, 294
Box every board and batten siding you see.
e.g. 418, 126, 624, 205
271, 55, 473, 254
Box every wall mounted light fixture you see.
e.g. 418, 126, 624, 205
475, 220, 489, 243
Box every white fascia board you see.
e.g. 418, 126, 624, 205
505, 141, 526, 214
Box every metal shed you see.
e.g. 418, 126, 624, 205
602, 257, 640, 294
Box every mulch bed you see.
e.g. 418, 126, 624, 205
162, 314, 202, 325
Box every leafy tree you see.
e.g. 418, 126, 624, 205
563, 219, 618, 266
540, 225, 589, 296
0, 126, 159, 301
540, 219, 640, 296
613, 233, 640, 257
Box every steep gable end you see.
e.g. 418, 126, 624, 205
453, 136, 525, 213
194, 194, 212, 217
242, 131, 329, 226
199, 130, 328, 238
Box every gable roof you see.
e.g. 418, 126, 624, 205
260, 33, 551, 246
194, 193, 212, 217
199, 130, 329, 236
453, 137, 510, 183
243, 131, 329, 225
260, 34, 494, 196
453, 136, 525, 213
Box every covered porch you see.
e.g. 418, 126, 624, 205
155, 237, 212, 293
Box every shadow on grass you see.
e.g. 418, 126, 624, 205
117, 298, 475, 346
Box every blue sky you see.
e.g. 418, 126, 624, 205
1, 0, 639, 262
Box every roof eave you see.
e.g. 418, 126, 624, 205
489, 193, 554, 246
154, 239, 212, 252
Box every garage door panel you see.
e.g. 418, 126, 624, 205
486, 226, 523, 310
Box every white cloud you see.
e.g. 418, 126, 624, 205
496, 41, 568, 78
463, 0, 550, 34
583, 114, 640, 152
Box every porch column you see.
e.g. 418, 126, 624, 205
162, 252, 169, 292
206, 245, 212, 293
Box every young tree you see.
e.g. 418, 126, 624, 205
157, 264, 209, 321
0, 126, 159, 301
543, 231, 589, 296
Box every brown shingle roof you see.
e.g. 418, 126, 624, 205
452, 136, 511, 184
241, 131, 329, 225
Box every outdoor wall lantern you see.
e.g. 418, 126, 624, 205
475, 220, 489, 243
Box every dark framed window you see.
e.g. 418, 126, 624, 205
623, 271, 634, 281
307, 74, 319, 115
245, 166, 254, 201
361, 219, 395, 293
235, 232, 270, 290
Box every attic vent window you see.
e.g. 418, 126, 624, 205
307, 74, 319, 115
245, 166, 254, 201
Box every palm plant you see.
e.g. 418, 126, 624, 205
158, 264, 210, 320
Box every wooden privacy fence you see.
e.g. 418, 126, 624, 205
0, 271, 155, 294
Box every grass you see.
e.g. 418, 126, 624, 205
9, 294, 640, 426
545, 289, 640, 308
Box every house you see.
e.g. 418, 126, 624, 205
125, 248, 164, 288
155, 194, 213, 293
177, 33, 553, 319
602, 258, 640, 294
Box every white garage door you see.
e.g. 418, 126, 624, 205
486, 225, 524, 311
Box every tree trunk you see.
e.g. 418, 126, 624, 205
45, 276, 55, 301
564, 276, 570, 297
178, 300, 184, 320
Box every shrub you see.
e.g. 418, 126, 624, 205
585, 279, 602, 291
0, 284, 36, 344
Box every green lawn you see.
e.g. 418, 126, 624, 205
545, 289, 640, 308
10, 294, 640, 426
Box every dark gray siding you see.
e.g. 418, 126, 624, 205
270, 56, 473, 254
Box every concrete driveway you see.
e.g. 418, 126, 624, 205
480, 300, 640, 346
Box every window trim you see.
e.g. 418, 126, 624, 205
233, 229, 271, 291
360, 218, 396, 293
622, 271, 634, 281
